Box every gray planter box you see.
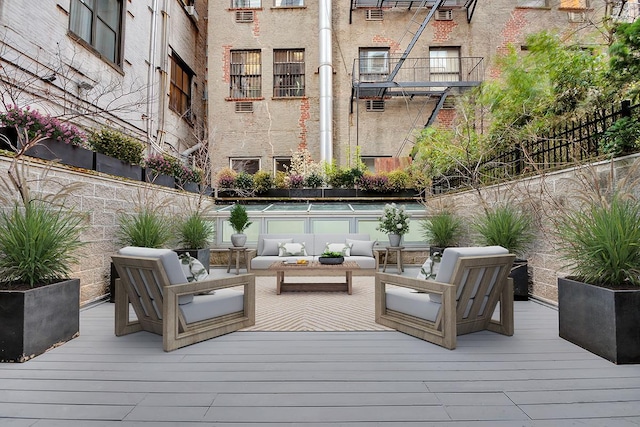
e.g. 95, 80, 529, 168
558, 277, 640, 364
0, 279, 80, 362
95, 153, 142, 180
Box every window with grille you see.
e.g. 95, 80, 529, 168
230, 50, 262, 99
69, 0, 123, 65
231, 158, 260, 174
232, 0, 261, 7
273, 49, 305, 97
359, 48, 389, 82
170, 55, 193, 120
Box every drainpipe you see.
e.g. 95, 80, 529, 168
146, 0, 159, 148
319, 0, 333, 163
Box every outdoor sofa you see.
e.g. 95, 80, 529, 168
249, 233, 379, 274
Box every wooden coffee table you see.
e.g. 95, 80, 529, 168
268, 261, 360, 294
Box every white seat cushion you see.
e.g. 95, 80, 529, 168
180, 288, 244, 324
385, 287, 441, 322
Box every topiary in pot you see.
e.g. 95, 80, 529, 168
228, 204, 252, 247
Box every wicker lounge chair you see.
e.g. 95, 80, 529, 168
112, 247, 255, 351
375, 246, 515, 349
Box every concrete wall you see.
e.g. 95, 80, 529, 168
0, 156, 208, 307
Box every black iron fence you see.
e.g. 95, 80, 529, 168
432, 100, 640, 194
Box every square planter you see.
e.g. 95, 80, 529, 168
558, 277, 640, 364
24, 138, 94, 170
0, 279, 80, 362
94, 153, 142, 181
178, 182, 200, 193
144, 169, 175, 188
290, 188, 322, 198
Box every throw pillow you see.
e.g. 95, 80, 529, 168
179, 254, 213, 295
346, 238, 376, 257
324, 242, 352, 256
278, 242, 307, 256
260, 238, 293, 256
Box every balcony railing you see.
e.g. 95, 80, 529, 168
352, 56, 484, 89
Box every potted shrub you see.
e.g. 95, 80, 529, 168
144, 153, 180, 188
228, 204, 252, 247
420, 209, 462, 255
174, 212, 215, 272
0, 150, 86, 362
472, 204, 535, 300
377, 203, 410, 247
88, 128, 145, 180
555, 177, 640, 364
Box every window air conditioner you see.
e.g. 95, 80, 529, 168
435, 10, 453, 20
185, 5, 199, 21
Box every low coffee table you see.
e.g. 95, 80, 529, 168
268, 261, 360, 295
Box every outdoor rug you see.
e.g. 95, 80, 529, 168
242, 276, 392, 332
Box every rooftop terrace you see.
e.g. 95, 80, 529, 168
1, 272, 639, 425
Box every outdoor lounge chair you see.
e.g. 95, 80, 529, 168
111, 247, 255, 352
375, 246, 515, 349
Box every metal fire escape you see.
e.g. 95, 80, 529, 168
350, 0, 484, 155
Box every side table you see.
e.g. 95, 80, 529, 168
227, 247, 250, 275
382, 246, 404, 273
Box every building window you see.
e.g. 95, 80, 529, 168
429, 47, 461, 82
359, 48, 389, 82
274, 49, 305, 97
170, 55, 193, 120
69, 0, 123, 65
274, 0, 304, 6
230, 50, 262, 99
231, 158, 260, 174
232, 0, 261, 7
560, 0, 589, 8
516, 0, 548, 7
274, 157, 291, 174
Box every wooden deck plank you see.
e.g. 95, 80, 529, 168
1, 300, 640, 425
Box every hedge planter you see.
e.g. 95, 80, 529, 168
178, 182, 200, 193
144, 169, 175, 188
0, 279, 80, 362
510, 259, 529, 301
558, 277, 640, 364
290, 188, 322, 198
25, 138, 94, 170
95, 153, 142, 181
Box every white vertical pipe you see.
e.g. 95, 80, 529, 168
319, 0, 333, 163
146, 0, 159, 146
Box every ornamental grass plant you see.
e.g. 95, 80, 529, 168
117, 207, 173, 248
177, 212, 215, 250
473, 204, 535, 258
421, 210, 463, 248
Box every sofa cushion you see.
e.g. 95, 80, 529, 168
278, 242, 307, 256
346, 238, 376, 257
260, 238, 293, 256
324, 242, 352, 256
345, 255, 377, 269
385, 287, 441, 322
118, 246, 193, 305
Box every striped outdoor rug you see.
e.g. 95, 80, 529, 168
242, 276, 392, 332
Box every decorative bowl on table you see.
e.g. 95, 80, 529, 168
318, 251, 345, 265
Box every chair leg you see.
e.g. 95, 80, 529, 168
114, 278, 143, 336
487, 278, 514, 336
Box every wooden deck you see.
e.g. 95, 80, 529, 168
1, 298, 640, 425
